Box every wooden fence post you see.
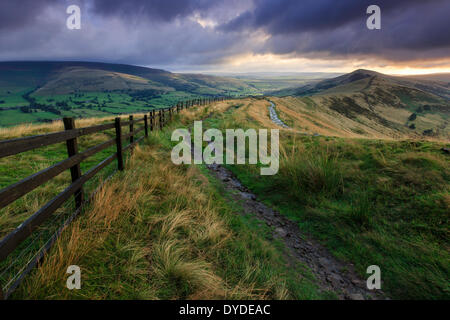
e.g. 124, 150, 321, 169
63, 117, 84, 209
150, 111, 154, 131
115, 117, 124, 171
144, 114, 148, 137
152, 111, 156, 130
129, 115, 134, 144
159, 110, 163, 130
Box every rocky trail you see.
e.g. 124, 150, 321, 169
268, 101, 289, 128
268, 100, 321, 137
206, 162, 386, 300
189, 106, 386, 300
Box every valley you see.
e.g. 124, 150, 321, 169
0, 62, 449, 300
1, 98, 448, 300
0, 63, 448, 142
0, 61, 260, 126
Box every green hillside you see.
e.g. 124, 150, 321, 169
0, 61, 259, 126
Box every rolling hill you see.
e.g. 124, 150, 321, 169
276, 69, 450, 99
0, 61, 258, 126
0, 61, 255, 96
270, 69, 450, 140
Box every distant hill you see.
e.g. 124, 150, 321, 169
0, 61, 255, 96
270, 69, 450, 140
0, 61, 258, 126
276, 69, 450, 100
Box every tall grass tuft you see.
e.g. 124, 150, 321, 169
347, 191, 373, 229
278, 142, 344, 202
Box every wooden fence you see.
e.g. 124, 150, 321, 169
0, 96, 227, 299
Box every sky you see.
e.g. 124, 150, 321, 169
0, 0, 449, 75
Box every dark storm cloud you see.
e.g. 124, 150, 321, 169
89, 0, 219, 21
0, 0, 59, 30
221, 0, 450, 60
222, 0, 423, 34
0, 0, 448, 69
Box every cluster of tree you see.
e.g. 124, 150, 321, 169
129, 89, 163, 101
423, 129, 435, 136
416, 105, 432, 113
21, 93, 63, 115
37, 105, 62, 115
20, 106, 34, 113
407, 104, 442, 130
56, 101, 69, 107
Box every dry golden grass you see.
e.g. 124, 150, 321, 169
0, 113, 151, 140
17, 142, 283, 299
13, 101, 294, 300
267, 95, 450, 142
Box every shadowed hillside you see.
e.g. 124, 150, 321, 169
271, 70, 450, 140
0, 61, 255, 96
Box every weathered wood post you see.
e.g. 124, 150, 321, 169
144, 114, 148, 137
129, 115, 134, 145
159, 110, 163, 130
150, 111, 154, 131
152, 110, 156, 130
63, 117, 83, 209
115, 117, 124, 171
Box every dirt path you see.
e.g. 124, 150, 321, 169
268, 101, 289, 128
206, 162, 387, 300
268, 100, 322, 137
188, 108, 385, 300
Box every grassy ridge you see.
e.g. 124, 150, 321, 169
211, 101, 449, 299
2, 103, 329, 299
1, 97, 448, 299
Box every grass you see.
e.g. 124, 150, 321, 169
2, 97, 448, 300
0, 114, 149, 294
227, 134, 449, 299
1, 101, 330, 299
193, 98, 449, 300
0, 90, 206, 127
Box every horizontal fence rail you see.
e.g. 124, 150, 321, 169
0, 96, 228, 299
